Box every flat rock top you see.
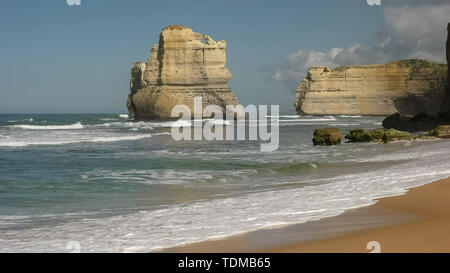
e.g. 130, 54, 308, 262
163, 25, 191, 31
313, 59, 446, 73
159, 25, 226, 49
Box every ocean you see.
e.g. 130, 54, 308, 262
1, 113, 449, 252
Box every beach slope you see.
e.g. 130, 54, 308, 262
274, 177, 450, 253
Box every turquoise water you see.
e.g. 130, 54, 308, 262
1, 113, 449, 252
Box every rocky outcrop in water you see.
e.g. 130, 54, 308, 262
312, 127, 342, 146
295, 60, 447, 116
127, 25, 240, 120
430, 125, 450, 138
344, 128, 415, 143
382, 112, 450, 132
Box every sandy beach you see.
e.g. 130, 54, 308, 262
163, 177, 450, 253
273, 177, 450, 253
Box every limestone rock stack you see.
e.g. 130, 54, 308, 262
127, 25, 240, 120
295, 60, 447, 116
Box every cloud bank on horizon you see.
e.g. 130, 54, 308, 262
264, 1, 450, 92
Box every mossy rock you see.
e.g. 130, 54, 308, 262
345, 128, 413, 143
429, 125, 450, 138
313, 127, 342, 146
413, 133, 438, 140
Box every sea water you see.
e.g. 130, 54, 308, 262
0, 113, 449, 252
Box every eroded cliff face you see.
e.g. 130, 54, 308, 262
295, 60, 447, 116
127, 25, 239, 120
440, 22, 450, 112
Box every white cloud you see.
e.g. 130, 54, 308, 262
265, 2, 450, 92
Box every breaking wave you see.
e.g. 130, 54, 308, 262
11, 122, 84, 130
0, 135, 151, 147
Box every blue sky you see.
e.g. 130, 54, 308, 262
0, 0, 448, 113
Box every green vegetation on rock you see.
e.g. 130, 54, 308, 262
429, 125, 450, 138
345, 128, 414, 143
315, 125, 448, 146
312, 127, 342, 146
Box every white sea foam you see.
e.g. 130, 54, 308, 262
11, 122, 84, 130
153, 132, 171, 136
277, 116, 337, 122
204, 119, 232, 125
82, 169, 253, 185
94, 119, 193, 129
265, 115, 301, 118
96, 116, 334, 130
7, 118, 34, 123
118, 114, 129, 119
340, 115, 362, 118
0, 134, 151, 147
166, 119, 192, 127
95, 121, 154, 130
329, 123, 361, 126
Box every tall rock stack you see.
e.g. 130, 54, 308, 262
295, 60, 447, 116
127, 25, 240, 120
440, 22, 450, 113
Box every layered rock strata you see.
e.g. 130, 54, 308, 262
383, 22, 450, 132
127, 25, 240, 120
295, 60, 447, 116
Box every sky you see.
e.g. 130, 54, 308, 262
0, 0, 448, 113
